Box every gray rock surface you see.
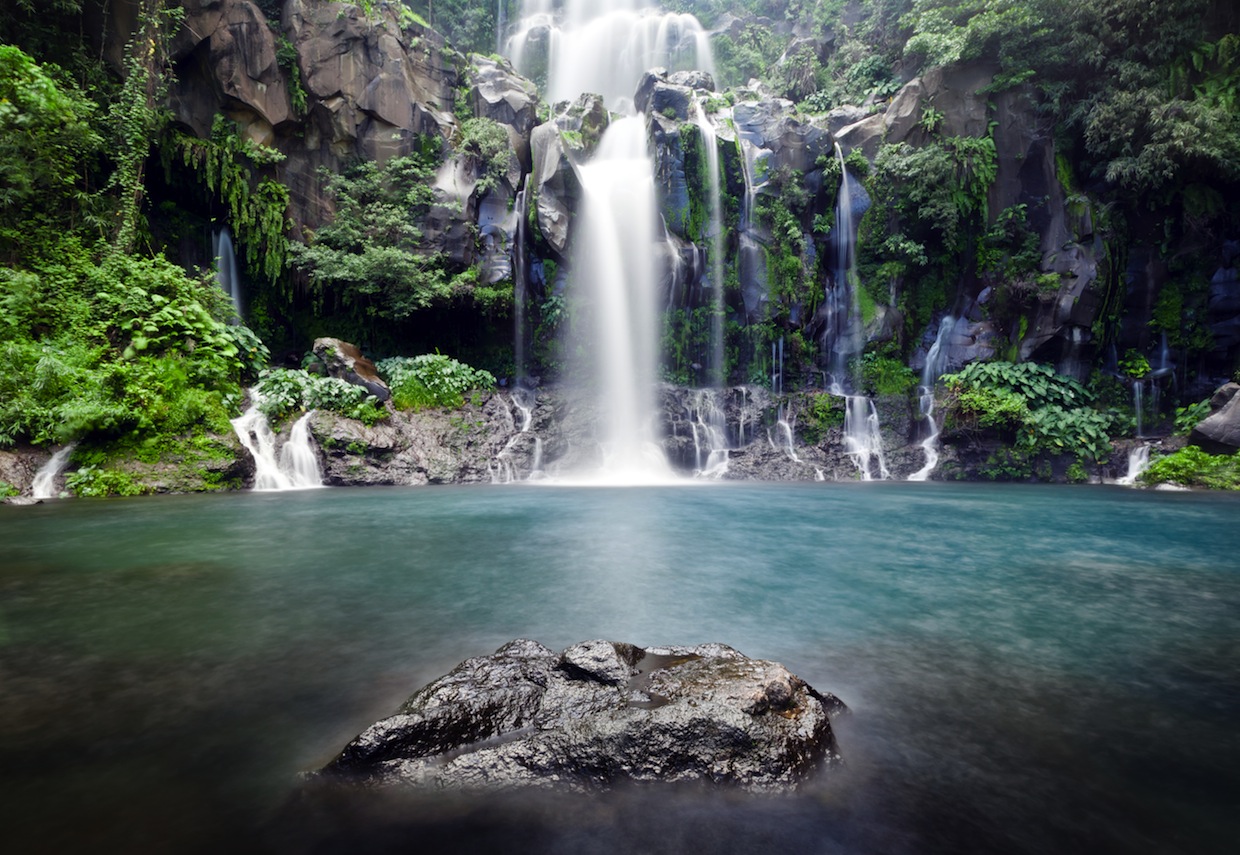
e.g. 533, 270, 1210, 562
1189, 383, 1240, 453
322, 639, 846, 792
311, 338, 391, 402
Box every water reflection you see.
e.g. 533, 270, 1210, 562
1, 483, 1238, 853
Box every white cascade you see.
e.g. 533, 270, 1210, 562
491, 387, 540, 484
231, 394, 323, 491
213, 226, 243, 319
1133, 379, 1145, 438
692, 102, 726, 387
909, 316, 956, 481
509, 0, 715, 109
827, 143, 888, 480
573, 116, 673, 482
1117, 443, 1152, 486
842, 394, 889, 481
687, 389, 729, 478
32, 443, 76, 499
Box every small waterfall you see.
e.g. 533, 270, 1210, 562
909, 316, 955, 482
1117, 443, 1152, 486
1133, 379, 1145, 439
687, 389, 729, 477
509, 1, 715, 109
279, 414, 324, 488
231, 394, 323, 490
573, 116, 672, 481
32, 443, 76, 499
842, 395, 889, 481
692, 102, 726, 387
768, 416, 800, 463
513, 187, 529, 383
492, 388, 539, 484
213, 226, 243, 319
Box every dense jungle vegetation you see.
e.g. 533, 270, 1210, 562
1, 0, 1238, 489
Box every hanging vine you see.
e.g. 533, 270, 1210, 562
108, 0, 182, 255
164, 115, 291, 283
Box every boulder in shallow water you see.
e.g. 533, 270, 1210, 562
321, 639, 846, 792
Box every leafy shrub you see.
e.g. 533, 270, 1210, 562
65, 464, 146, 497
1119, 349, 1150, 379
0, 480, 18, 498
1174, 398, 1212, 434
798, 392, 845, 444
943, 360, 1112, 459
1139, 446, 1240, 490
377, 354, 496, 411
859, 353, 918, 397
255, 369, 385, 426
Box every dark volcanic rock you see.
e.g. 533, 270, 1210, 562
1189, 383, 1240, 453
311, 337, 391, 402
322, 639, 846, 792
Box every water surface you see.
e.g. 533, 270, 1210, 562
2, 483, 1237, 853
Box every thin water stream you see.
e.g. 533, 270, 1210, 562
2, 483, 1237, 853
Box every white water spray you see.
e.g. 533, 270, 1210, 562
509, 1, 714, 109
32, 443, 76, 499
909, 316, 956, 481
231, 394, 323, 490
213, 227, 243, 319
1116, 443, 1152, 486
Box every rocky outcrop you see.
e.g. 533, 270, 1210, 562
320, 639, 846, 792
1189, 383, 1240, 453
310, 338, 391, 402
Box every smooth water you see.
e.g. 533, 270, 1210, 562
2, 484, 1238, 853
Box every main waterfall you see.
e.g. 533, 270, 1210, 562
506, 0, 715, 480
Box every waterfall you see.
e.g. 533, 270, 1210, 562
513, 187, 529, 383
1116, 443, 1151, 486
213, 226, 243, 319
231, 394, 323, 490
687, 389, 729, 478
825, 144, 887, 480
909, 316, 956, 482
692, 102, 726, 387
32, 443, 76, 500
1133, 379, 1145, 439
842, 395, 889, 481
574, 116, 672, 480
509, 1, 715, 109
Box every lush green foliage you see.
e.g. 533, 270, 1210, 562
1174, 398, 1213, 434
1140, 445, 1240, 489
166, 116, 290, 283
0, 46, 103, 256
858, 352, 918, 396
0, 243, 250, 447
376, 354, 497, 411
255, 369, 386, 426
943, 361, 1113, 459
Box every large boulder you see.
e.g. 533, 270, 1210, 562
1189, 383, 1240, 453
321, 639, 847, 792
311, 338, 391, 402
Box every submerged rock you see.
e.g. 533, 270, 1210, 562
321, 639, 846, 792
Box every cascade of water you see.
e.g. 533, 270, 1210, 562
31, 443, 76, 500
909, 316, 956, 482
213, 226, 243, 319
842, 395, 889, 481
826, 144, 888, 480
691, 103, 726, 387
574, 116, 671, 480
509, 1, 715, 109
1117, 443, 1152, 486
279, 414, 324, 488
231, 393, 323, 490
687, 389, 729, 477
1133, 379, 1145, 438
825, 143, 866, 386
513, 187, 529, 383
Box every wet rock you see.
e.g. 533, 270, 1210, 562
311, 338, 391, 402
1189, 383, 1240, 453
321, 639, 846, 792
